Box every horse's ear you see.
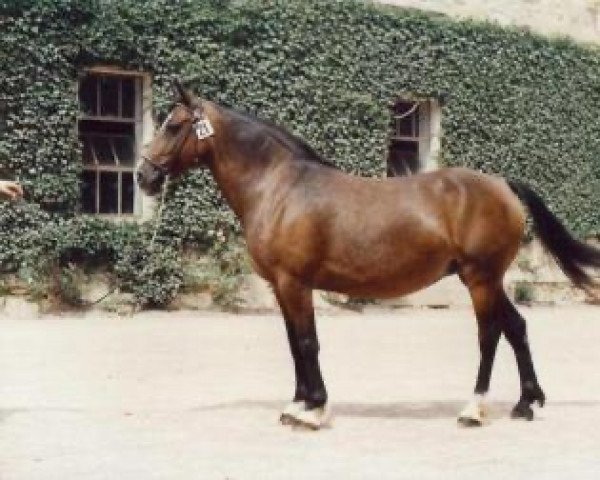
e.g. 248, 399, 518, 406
172, 78, 196, 106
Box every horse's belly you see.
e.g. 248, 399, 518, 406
311, 253, 452, 299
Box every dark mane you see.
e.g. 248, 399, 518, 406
217, 104, 338, 169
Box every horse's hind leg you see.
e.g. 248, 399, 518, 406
497, 292, 546, 420
273, 275, 330, 430
459, 277, 545, 425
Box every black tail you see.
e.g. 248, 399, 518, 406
508, 180, 600, 288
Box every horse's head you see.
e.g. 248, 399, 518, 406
137, 80, 215, 195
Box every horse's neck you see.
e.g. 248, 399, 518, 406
206, 140, 291, 226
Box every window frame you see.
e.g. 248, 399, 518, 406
387, 98, 440, 177
77, 68, 146, 218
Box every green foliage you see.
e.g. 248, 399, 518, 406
0, 202, 50, 272
9, 214, 181, 307
514, 281, 535, 304
181, 241, 251, 309
1, 0, 599, 306
115, 243, 183, 308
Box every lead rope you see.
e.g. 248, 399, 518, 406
86, 174, 171, 307
149, 174, 170, 251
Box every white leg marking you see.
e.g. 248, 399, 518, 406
280, 401, 306, 425
458, 394, 488, 427
283, 402, 332, 430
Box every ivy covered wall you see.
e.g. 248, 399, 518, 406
1, 0, 599, 305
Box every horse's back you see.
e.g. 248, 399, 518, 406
320, 166, 526, 291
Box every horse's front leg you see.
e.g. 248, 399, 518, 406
274, 289, 310, 423
459, 282, 502, 427
274, 275, 330, 430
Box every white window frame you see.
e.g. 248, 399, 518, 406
78, 67, 153, 219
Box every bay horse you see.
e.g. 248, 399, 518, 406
137, 81, 600, 429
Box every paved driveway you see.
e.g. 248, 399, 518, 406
1, 306, 599, 479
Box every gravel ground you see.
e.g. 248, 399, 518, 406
1, 305, 599, 479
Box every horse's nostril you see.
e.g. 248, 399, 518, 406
136, 171, 143, 184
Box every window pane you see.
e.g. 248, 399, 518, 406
81, 170, 97, 213
99, 76, 119, 117
0, 99, 7, 133
396, 116, 413, 136
81, 137, 95, 164
99, 171, 119, 214
93, 136, 115, 165
114, 136, 135, 165
387, 140, 419, 176
122, 77, 136, 118
79, 119, 134, 136
392, 101, 419, 137
121, 172, 134, 214
79, 75, 97, 116
414, 110, 420, 137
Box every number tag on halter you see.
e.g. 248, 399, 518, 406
195, 119, 214, 139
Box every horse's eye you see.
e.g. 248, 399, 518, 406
165, 123, 180, 133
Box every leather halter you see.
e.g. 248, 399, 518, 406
142, 103, 213, 172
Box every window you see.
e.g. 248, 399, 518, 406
78, 72, 144, 215
387, 99, 440, 176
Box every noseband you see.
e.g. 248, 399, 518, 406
142, 103, 214, 172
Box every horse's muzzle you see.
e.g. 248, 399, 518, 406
137, 161, 166, 196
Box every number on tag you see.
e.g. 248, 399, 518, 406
195, 119, 215, 139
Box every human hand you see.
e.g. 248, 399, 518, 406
0, 180, 24, 200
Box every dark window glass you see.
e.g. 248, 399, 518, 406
396, 115, 419, 137
99, 172, 119, 213
81, 170, 96, 213
81, 137, 95, 164
93, 137, 115, 165
392, 101, 419, 137
122, 77, 136, 118
0, 99, 8, 133
114, 136, 135, 165
79, 119, 134, 135
99, 76, 119, 117
79, 75, 97, 116
122, 172, 135, 214
387, 140, 419, 177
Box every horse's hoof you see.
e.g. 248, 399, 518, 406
511, 402, 534, 421
533, 388, 546, 408
457, 395, 487, 427
282, 403, 332, 431
291, 418, 322, 432
457, 416, 484, 427
280, 413, 296, 426
279, 401, 306, 426
524, 382, 546, 408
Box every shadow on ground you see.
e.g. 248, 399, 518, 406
3, 400, 599, 424
192, 399, 600, 420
